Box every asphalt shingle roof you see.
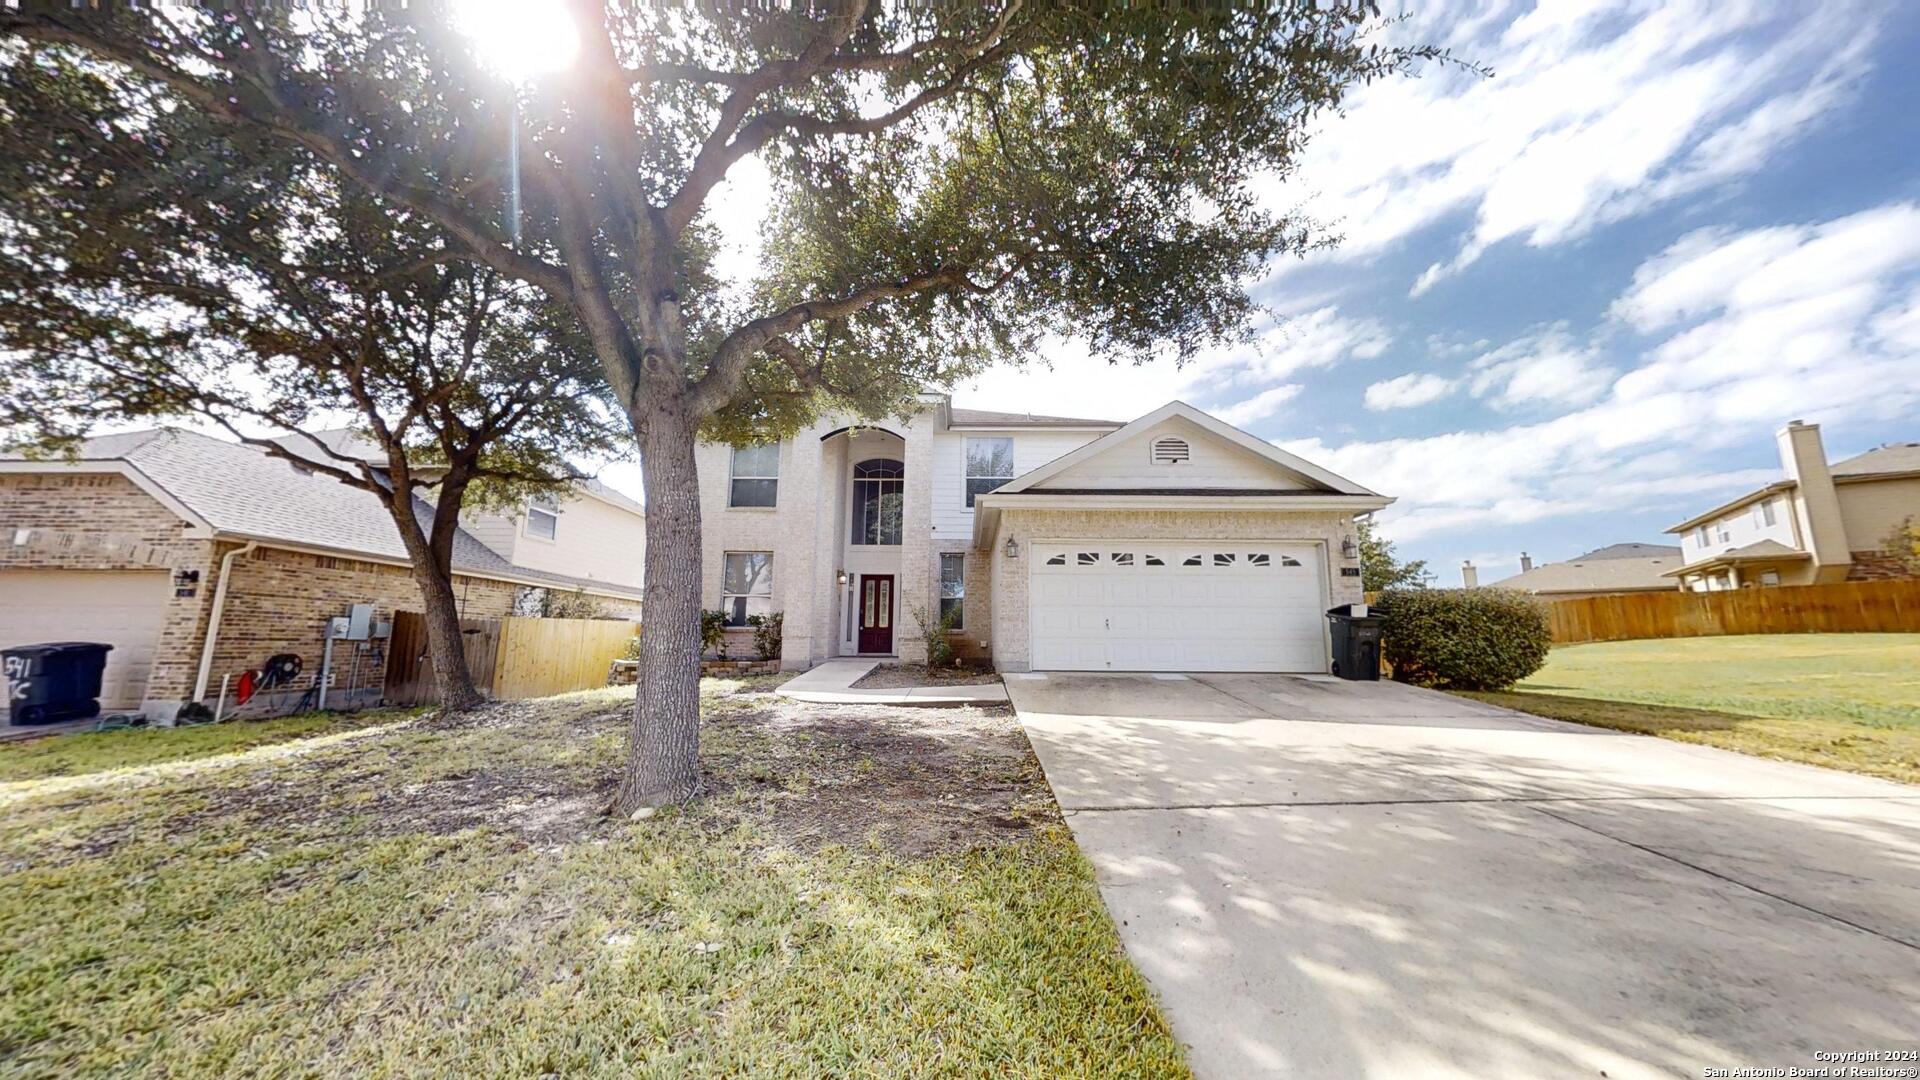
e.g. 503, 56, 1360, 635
948, 407, 1122, 427
1571, 542, 1682, 560
7, 429, 643, 599
1833, 442, 1920, 477
1490, 553, 1683, 594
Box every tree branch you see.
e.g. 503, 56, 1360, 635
660, 0, 870, 235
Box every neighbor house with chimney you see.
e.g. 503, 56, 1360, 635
1484, 543, 1685, 600
1663, 421, 1920, 592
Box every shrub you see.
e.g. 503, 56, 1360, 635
700, 610, 731, 659
908, 601, 961, 669
1375, 587, 1550, 691
748, 611, 783, 661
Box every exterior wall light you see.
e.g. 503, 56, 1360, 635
1341, 536, 1359, 560
836, 570, 849, 586
1004, 536, 1020, 559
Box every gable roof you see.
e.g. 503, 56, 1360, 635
991, 400, 1383, 498
1834, 442, 1920, 477
1491, 554, 1681, 595
2, 429, 643, 599
1573, 542, 1682, 560
270, 427, 647, 518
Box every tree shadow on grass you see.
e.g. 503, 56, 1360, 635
1465, 692, 1749, 734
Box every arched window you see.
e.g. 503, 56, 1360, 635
851, 458, 905, 545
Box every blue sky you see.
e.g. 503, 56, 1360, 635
955, 1, 1920, 584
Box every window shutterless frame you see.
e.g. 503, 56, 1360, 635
939, 552, 965, 629
729, 443, 780, 508
964, 437, 1014, 508
525, 499, 559, 540
721, 551, 773, 626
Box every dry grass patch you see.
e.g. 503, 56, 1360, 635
0, 680, 1184, 1078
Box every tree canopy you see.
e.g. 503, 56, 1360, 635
0, 0, 1454, 806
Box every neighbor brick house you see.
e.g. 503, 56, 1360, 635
1665, 421, 1920, 591
1, 429, 645, 722
697, 397, 1391, 673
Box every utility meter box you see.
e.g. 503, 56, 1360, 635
345, 603, 374, 641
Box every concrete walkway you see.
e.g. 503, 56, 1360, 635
1007, 672, 1920, 1080
776, 659, 1009, 707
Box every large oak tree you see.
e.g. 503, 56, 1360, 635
1, 1, 1449, 811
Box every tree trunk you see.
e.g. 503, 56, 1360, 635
416, 567, 487, 713
385, 476, 487, 714
613, 402, 705, 811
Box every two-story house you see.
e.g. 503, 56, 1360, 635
697, 397, 1391, 673
1, 428, 645, 722
1665, 420, 1920, 591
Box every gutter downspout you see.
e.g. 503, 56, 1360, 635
191, 540, 259, 710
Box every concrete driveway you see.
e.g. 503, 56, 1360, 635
1006, 672, 1920, 1080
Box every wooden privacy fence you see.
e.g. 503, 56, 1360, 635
384, 612, 641, 704
1544, 580, 1920, 645
492, 616, 643, 699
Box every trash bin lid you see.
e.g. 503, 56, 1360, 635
0, 641, 115, 658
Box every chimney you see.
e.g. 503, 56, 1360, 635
1519, 552, 1533, 572
1775, 420, 1850, 581
1461, 560, 1478, 588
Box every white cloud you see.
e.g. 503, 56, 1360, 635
1364, 372, 1455, 411
954, 305, 1389, 425
1465, 327, 1614, 410
1287, 201, 1920, 544
1213, 384, 1303, 427
1275, 1, 1879, 291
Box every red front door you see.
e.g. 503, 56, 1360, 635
857, 574, 894, 654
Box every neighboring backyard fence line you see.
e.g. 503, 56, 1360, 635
492, 616, 642, 699
384, 612, 640, 704
1545, 580, 1920, 644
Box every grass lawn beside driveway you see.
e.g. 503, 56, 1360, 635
0, 675, 1184, 1078
1463, 633, 1920, 785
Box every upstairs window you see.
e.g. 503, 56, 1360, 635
525, 498, 559, 540
850, 458, 905, 546
729, 443, 779, 508
964, 437, 1014, 507
1694, 525, 1711, 547
1761, 498, 1777, 526
1151, 437, 1191, 465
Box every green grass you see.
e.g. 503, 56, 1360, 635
1462, 633, 1920, 785
0, 709, 408, 784
0, 682, 1183, 1078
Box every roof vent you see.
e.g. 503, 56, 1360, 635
1150, 436, 1191, 465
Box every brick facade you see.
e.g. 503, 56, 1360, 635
205, 546, 517, 714
4, 471, 645, 720
1846, 549, 1919, 582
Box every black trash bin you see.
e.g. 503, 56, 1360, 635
3, 642, 114, 724
1325, 605, 1382, 681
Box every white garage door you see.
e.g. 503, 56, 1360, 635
1029, 542, 1327, 672
0, 570, 173, 713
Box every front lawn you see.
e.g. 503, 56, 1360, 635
1464, 633, 1920, 785
0, 681, 1184, 1077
